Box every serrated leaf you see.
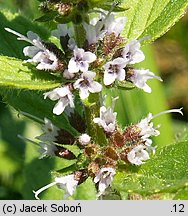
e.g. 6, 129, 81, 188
0, 10, 50, 59
0, 56, 61, 90
0, 89, 79, 136
22, 129, 64, 200
113, 141, 188, 196
73, 177, 97, 200
51, 157, 77, 171
121, 0, 188, 44
173, 187, 188, 200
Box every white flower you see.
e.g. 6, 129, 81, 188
44, 86, 74, 115
18, 134, 58, 159
5, 28, 59, 71
55, 175, 78, 198
129, 69, 162, 93
104, 14, 126, 36
122, 40, 145, 64
127, 144, 150, 165
68, 47, 96, 73
78, 134, 91, 145
52, 24, 74, 38
33, 174, 78, 200
38, 142, 58, 159
103, 57, 127, 85
83, 19, 106, 45
84, 12, 126, 44
27, 49, 59, 71
73, 71, 102, 99
94, 167, 116, 197
52, 24, 76, 50
36, 119, 59, 159
137, 108, 183, 145
137, 113, 160, 142
36, 118, 59, 142
93, 105, 117, 133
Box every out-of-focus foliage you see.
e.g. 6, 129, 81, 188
0, 0, 39, 18
154, 13, 188, 122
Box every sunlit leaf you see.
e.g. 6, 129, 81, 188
0, 56, 61, 90
121, 0, 188, 43
0, 10, 49, 58
113, 141, 188, 195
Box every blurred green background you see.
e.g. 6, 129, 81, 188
0, 0, 188, 199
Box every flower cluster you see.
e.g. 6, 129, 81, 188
6, 10, 161, 116
5, 8, 183, 200
31, 107, 183, 199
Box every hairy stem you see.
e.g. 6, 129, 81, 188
84, 93, 107, 146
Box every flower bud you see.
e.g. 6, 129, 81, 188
105, 147, 119, 161
110, 130, 125, 147
79, 133, 91, 145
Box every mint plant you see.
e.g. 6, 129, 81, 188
0, 0, 188, 200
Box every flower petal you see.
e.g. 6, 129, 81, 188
53, 99, 68, 115
104, 72, 117, 85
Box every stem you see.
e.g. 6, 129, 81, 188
74, 23, 86, 48
84, 93, 107, 146
73, 20, 107, 146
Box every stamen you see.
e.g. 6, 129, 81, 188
5, 28, 44, 51
148, 74, 163, 82
152, 108, 183, 120
33, 182, 56, 200
5, 28, 34, 45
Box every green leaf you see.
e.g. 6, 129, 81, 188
0, 89, 79, 136
61, 145, 81, 158
173, 187, 188, 200
22, 142, 64, 199
115, 80, 135, 90
51, 158, 77, 171
0, 10, 50, 59
35, 11, 58, 22
113, 141, 188, 196
73, 177, 97, 200
121, 0, 188, 44
0, 11, 62, 91
0, 56, 61, 90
